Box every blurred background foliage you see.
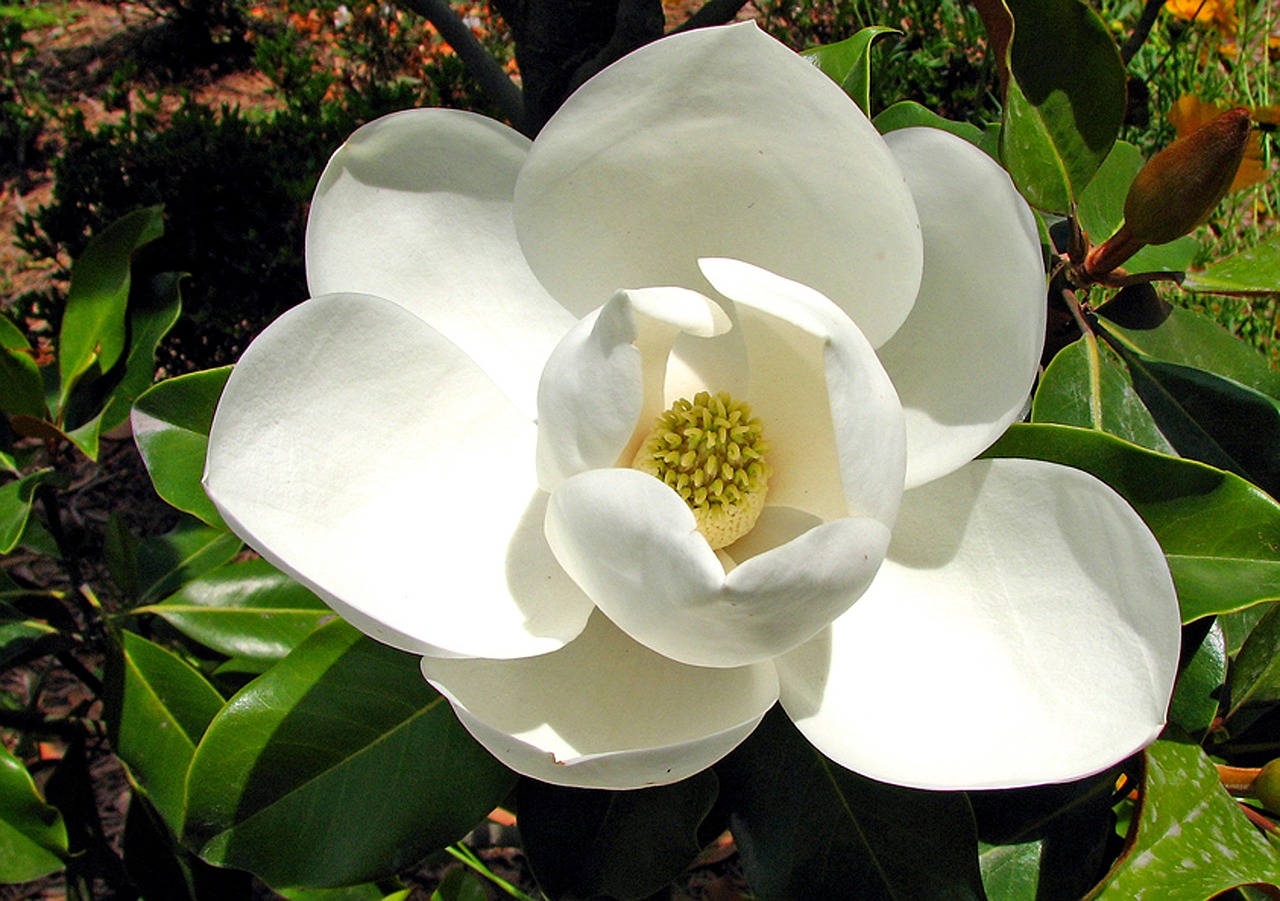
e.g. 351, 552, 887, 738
1, 0, 1276, 371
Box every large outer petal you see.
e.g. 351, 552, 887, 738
877, 128, 1046, 488
778, 458, 1181, 790
420, 612, 779, 789
514, 23, 923, 346
204, 293, 594, 660
306, 108, 577, 419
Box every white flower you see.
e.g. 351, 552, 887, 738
204, 23, 1181, 791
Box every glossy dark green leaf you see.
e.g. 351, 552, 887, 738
1092, 740, 1279, 897
133, 367, 232, 529
873, 100, 986, 146
1221, 601, 1276, 658
1117, 350, 1280, 496
0, 743, 67, 881
519, 770, 718, 900
979, 840, 1041, 900
122, 791, 256, 901
800, 26, 898, 115
0, 314, 46, 421
0, 599, 59, 670
1073, 140, 1198, 274
134, 515, 242, 605
971, 766, 1122, 901
1031, 337, 1174, 453
1184, 233, 1280, 295
1098, 305, 1280, 401
428, 869, 486, 901
0, 468, 57, 554
985, 424, 1280, 621
58, 206, 164, 410
1168, 622, 1226, 741
106, 631, 226, 831
717, 708, 983, 901
184, 619, 515, 889
98, 272, 184, 434
1226, 604, 1280, 736
279, 883, 404, 901
136, 558, 333, 661
1000, 0, 1125, 212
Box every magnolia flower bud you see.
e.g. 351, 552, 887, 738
1255, 759, 1280, 814
1085, 107, 1252, 278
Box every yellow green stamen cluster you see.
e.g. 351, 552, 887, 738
631, 391, 771, 549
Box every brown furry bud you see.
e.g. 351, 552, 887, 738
1085, 107, 1252, 278
1123, 107, 1252, 245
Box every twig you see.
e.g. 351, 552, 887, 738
397, 0, 528, 134
1122, 0, 1167, 64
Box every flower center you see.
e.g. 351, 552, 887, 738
631, 391, 771, 550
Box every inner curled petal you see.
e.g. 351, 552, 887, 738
632, 391, 771, 549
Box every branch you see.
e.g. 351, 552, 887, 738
673, 0, 751, 32
398, 0, 528, 134
1122, 0, 1166, 64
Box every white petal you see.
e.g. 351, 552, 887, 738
306, 108, 577, 419
205, 293, 593, 659
420, 611, 779, 789
778, 458, 1181, 790
515, 23, 923, 346
546, 468, 891, 668
699, 258, 907, 527
878, 128, 1047, 488
536, 286, 730, 490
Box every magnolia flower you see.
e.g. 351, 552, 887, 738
204, 23, 1181, 791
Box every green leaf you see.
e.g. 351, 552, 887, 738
429, 869, 487, 901
280, 885, 404, 901
0, 468, 57, 554
1116, 350, 1280, 497
0, 599, 60, 670
1168, 622, 1226, 741
133, 367, 232, 530
1073, 141, 1198, 274
0, 743, 68, 881
1093, 740, 1279, 897
184, 619, 515, 889
1032, 337, 1174, 453
57, 206, 164, 411
717, 708, 984, 900
1184, 233, 1280, 295
1098, 305, 1280, 401
519, 770, 718, 901
136, 557, 333, 662
105, 631, 226, 831
0, 314, 47, 421
1220, 601, 1276, 657
972, 767, 1123, 901
979, 840, 1042, 900
134, 516, 242, 606
121, 781, 256, 901
801, 26, 899, 115
985, 424, 1280, 621
1226, 604, 1280, 736
873, 101, 986, 145
999, 0, 1125, 212
98, 272, 184, 435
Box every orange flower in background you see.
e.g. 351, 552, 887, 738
1168, 94, 1273, 191
1165, 0, 1235, 35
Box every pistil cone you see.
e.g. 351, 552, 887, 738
1085, 107, 1252, 278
